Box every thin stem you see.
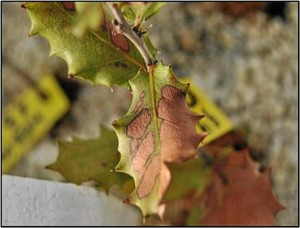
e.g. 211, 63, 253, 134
106, 2, 155, 68
149, 65, 159, 142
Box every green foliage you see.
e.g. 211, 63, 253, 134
47, 125, 134, 197
165, 156, 212, 202
121, 2, 166, 27
25, 2, 145, 87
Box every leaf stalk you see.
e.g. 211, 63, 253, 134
106, 2, 156, 68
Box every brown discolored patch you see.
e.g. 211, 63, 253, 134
137, 155, 160, 198
134, 91, 146, 112
134, 100, 142, 113
132, 132, 155, 179
62, 2, 76, 11
161, 84, 185, 101
108, 22, 130, 52
140, 91, 146, 99
158, 85, 205, 162
130, 139, 139, 154
127, 108, 151, 139
114, 61, 128, 69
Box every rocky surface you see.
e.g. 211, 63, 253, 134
2, 175, 140, 226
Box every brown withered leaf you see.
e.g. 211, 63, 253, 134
200, 149, 284, 226
145, 146, 283, 226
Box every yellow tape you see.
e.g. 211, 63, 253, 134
2, 74, 70, 173
182, 78, 233, 145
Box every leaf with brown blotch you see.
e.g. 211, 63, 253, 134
113, 63, 207, 217
199, 149, 284, 226
24, 2, 153, 87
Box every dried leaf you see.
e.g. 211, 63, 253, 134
113, 63, 206, 217
200, 149, 284, 226
47, 125, 134, 197
149, 148, 284, 226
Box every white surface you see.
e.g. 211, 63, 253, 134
2, 175, 141, 226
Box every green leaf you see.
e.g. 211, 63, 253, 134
24, 2, 146, 87
165, 156, 212, 202
186, 207, 203, 226
121, 2, 166, 27
47, 125, 134, 197
113, 63, 207, 217
141, 3, 166, 23
158, 155, 211, 226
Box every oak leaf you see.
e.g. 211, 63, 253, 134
148, 148, 284, 226
24, 2, 153, 87
113, 63, 207, 217
200, 149, 284, 226
47, 125, 134, 198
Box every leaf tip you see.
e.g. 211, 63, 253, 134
114, 163, 121, 172
198, 132, 209, 146
123, 197, 131, 204
45, 163, 55, 171
199, 113, 206, 120
158, 204, 166, 220
193, 114, 205, 122
67, 74, 75, 79
262, 167, 286, 213
28, 30, 36, 37
111, 120, 120, 128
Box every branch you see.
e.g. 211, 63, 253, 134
106, 2, 156, 68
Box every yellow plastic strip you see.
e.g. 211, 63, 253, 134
2, 74, 70, 173
182, 78, 233, 145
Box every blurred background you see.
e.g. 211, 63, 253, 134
2, 2, 298, 225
